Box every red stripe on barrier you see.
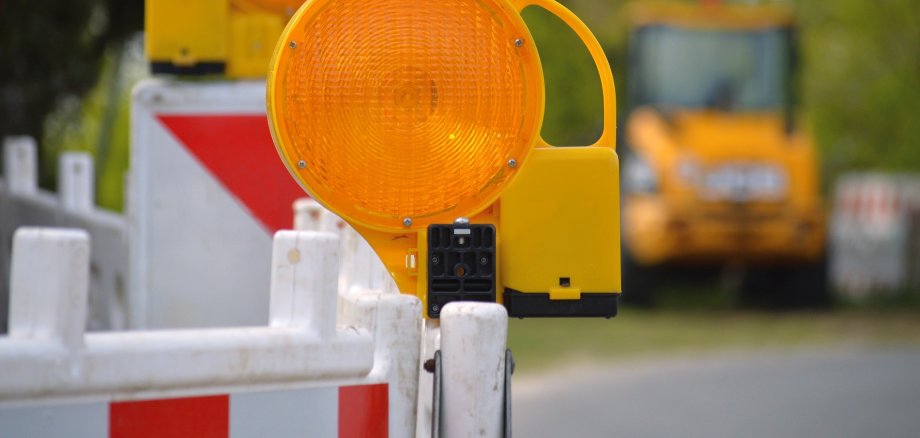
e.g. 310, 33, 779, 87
158, 114, 305, 233
339, 384, 388, 438
110, 395, 229, 438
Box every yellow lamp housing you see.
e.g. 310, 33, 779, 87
267, 0, 620, 318
146, 0, 304, 78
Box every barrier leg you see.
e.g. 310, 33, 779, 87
440, 302, 508, 438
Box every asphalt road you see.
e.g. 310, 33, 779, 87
513, 346, 920, 437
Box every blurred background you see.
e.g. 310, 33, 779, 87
4, 0, 917, 211
2, 0, 920, 436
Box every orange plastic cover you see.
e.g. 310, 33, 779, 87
268, 0, 544, 231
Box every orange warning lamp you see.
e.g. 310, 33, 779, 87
268, 0, 621, 319
268, 0, 543, 231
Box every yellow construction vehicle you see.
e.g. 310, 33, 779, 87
620, 2, 828, 307
146, 0, 303, 77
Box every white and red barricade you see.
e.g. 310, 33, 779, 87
830, 173, 920, 298
1, 79, 512, 437
130, 79, 305, 329
0, 228, 421, 437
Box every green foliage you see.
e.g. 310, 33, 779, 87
522, 1, 632, 146
523, 7, 601, 146
0, 0, 143, 192
42, 40, 145, 211
796, 0, 920, 177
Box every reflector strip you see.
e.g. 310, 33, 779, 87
0, 384, 388, 437
158, 114, 305, 233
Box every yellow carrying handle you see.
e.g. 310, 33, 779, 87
512, 0, 617, 149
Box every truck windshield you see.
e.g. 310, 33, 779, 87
631, 25, 790, 111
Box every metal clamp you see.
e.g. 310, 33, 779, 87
432, 350, 442, 438
503, 349, 515, 438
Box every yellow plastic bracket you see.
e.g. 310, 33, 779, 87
511, 0, 617, 149
549, 287, 583, 300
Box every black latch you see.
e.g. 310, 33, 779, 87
427, 224, 496, 318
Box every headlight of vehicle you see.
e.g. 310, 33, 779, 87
624, 153, 658, 194
676, 158, 701, 185
702, 163, 788, 201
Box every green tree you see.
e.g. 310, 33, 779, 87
797, 0, 920, 177
522, 0, 632, 147
0, 0, 143, 190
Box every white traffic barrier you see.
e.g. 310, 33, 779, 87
0, 227, 424, 437
293, 197, 397, 296
129, 79, 305, 329
58, 153, 95, 212
293, 197, 328, 232
830, 173, 920, 299
0, 138, 129, 332
440, 302, 508, 438
8, 228, 89, 350
340, 286, 423, 436
2, 136, 512, 437
2, 136, 38, 195
1, 229, 370, 399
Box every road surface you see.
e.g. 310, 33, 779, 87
513, 346, 920, 437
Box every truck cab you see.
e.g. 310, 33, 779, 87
621, 3, 827, 306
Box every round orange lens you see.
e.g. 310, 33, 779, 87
268, 0, 544, 231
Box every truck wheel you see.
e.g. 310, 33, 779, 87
621, 247, 656, 307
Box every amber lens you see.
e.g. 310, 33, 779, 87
269, 0, 543, 231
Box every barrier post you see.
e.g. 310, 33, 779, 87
2, 137, 38, 195
269, 230, 338, 339
8, 228, 90, 350
440, 302, 508, 437
293, 198, 325, 232
58, 153, 95, 213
